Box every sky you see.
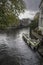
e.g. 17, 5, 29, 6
19, 0, 41, 20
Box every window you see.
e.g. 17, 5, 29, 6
41, 18, 43, 27
41, 8, 43, 14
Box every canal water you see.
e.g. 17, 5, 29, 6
0, 28, 43, 65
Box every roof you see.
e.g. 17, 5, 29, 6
39, 0, 43, 8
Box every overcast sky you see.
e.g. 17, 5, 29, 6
19, 0, 41, 20
24, 0, 41, 11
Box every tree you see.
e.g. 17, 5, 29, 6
30, 12, 39, 30
29, 12, 39, 37
0, 0, 25, 29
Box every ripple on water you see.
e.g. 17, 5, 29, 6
0, 28, 43, 65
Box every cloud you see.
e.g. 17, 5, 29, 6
19, 10, 37, 20
19, 0, 40, 20
23, 0, 40, 11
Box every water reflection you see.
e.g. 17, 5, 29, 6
0, 28, 43, 65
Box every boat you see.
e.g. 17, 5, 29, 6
22, 33, 40, 50
22, 33, 30, 42
27, 39, 40, 50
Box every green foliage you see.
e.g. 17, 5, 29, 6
30, 21, 38, 29
30, 12, 39, 30
0, 0, 25, 29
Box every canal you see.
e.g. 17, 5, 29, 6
0, 27, 43, 65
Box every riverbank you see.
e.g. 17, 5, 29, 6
0, 26, 30, 33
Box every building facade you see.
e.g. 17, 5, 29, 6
39, 0, 43, 34
20, 18, 31, 27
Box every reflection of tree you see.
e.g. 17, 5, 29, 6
0, 0, 25, 29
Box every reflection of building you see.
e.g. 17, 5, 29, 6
20, 18, 31, 27
39, 0, 43, 34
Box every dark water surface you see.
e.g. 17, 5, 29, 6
0, 28, 43, 65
